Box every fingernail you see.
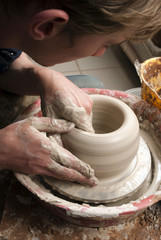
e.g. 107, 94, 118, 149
89, 176, 99, 187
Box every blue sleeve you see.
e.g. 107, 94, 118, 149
0, 48, 22, 74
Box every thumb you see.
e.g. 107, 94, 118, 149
28, 117, 75, 133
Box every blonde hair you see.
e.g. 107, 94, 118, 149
1, 0, 161, 42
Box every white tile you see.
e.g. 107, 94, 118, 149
81, 67, 140, 91
76, 46, 123, 70
49, 61, 79, 73
63, 71, 81, 76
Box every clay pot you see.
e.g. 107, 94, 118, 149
62, 94, 140, 181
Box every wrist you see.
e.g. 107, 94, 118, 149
35, 67, 57, 99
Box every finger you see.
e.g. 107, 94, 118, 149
49, 140, 95, 178
47, 160, 98, 186
49, 134, 63, 147
28, 116, 75, 133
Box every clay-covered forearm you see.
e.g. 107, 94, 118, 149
0, 52, 44, 96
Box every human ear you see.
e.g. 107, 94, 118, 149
29, 9, 69, 40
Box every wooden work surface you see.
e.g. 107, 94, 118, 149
0, 174, 160, 240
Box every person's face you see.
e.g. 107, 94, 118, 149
26, 30, 128, 66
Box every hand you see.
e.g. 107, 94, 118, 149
39, 69, 94, 133
0, 117, 96, 186
0, 53, 93, 133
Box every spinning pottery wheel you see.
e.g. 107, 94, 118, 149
15, 88, 161, 227
43, 94, 151, 204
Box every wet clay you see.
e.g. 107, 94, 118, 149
43, 95, 151, 203
62, 95, 140, 179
